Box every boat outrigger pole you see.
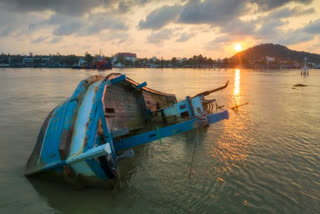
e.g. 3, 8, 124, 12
193, 81, 229, 98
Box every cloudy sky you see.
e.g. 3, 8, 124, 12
0, 0, 319, 58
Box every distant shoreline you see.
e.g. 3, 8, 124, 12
1, 66, 318, 70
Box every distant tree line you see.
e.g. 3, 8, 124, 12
113, 54, 230, 68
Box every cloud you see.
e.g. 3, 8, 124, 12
84, 14, 128, 33
176, 32, 194, 42
100, 32, 130, 44
53, 21, 82, 36
252, 6, 317, 45
147, 29, 173, 43
39, 13, 128, 36
267, 6, 315, 19
0, 0, 106, 16
139, 5, 182, 29
0, 26, 14, 37
0, 9, 44, 37
138, 0, 315, 31
303, 19, 320, 34
220, 19, 256, 35
178, 0, 249, 25
250, 0, 313, 11
48, 37, 62, 44
32, 35, 49, 43
256, 19, 286, 37
0, 0, 167, 16
282, 31, 314, 45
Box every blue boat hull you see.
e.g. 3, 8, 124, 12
25, 73, 229, 182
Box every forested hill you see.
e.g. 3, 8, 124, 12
231, 43, 320, 64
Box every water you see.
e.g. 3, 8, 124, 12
0, 68, 319, 213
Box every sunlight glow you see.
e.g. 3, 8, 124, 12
234, 43, 243, 52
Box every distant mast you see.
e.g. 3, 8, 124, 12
301, 57, 309, 75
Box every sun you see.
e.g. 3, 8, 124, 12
234, 43, 243, 52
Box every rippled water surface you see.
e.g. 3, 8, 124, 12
0, 68, 319, 213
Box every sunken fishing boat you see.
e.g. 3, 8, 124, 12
25, 73, 229, 182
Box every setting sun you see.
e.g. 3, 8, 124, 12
234, 43, 243, 52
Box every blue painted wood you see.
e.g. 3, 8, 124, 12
185, 96, 194, 118
85, 159, 107, 179
137, 81, 147, 89
110, 74, 126, 84
191, 96, 204, 117
34, 144, 110, 174
114, 110, 229, 151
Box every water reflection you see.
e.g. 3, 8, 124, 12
205, 68, 250, 175
234, 69, 240, 96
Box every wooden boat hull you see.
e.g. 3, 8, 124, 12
25, 73, 229, 182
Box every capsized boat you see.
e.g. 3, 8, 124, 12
25, 73, 229, 181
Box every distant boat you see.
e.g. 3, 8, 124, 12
72, 56, 112, 70
25, 73, 229, 183
95, 57, 112, 70
0, 63, 9, 68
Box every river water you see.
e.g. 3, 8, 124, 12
0, 68, 319, 213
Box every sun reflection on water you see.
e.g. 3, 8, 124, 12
205, 68, 250, 175
234, 69, 240, 96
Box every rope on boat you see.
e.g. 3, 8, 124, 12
189, 127, 199, 180
188, 111, 209, 179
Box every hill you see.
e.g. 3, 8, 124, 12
231, 43, 320, 65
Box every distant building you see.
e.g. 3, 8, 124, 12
112, 52, 137, 63
23, 56, 52, 65
266, 56, 275, 63
179, 58, 187, 63
40, 57, 52, 63
152, 57, 158, 62
78, 58, 86, 65
23, 57, 34, 64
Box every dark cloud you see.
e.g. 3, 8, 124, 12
176, 32, 194, 42
117, 0, 166, 13
256, 19, 286, 37
37, 14, 128, 36
178, 0, 248, 25
220, 19, 256, 35
0, 9, 42, 37
138, 0, 315, 31
0, 0, 107, 16
0, 0, 168, 16
267, 6, 315, 19
303, 19, 320, 34
282, 31, 314, 45
252, 6, 316, 44
147, 29, 173, 43
249, 0, 313, 11
53, 22, 82, 36
0, 26, 13, 37
139, 5, 182, 29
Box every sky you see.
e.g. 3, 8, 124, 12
0, 0, 320, 59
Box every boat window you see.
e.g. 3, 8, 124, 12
180, 111, 189, 118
